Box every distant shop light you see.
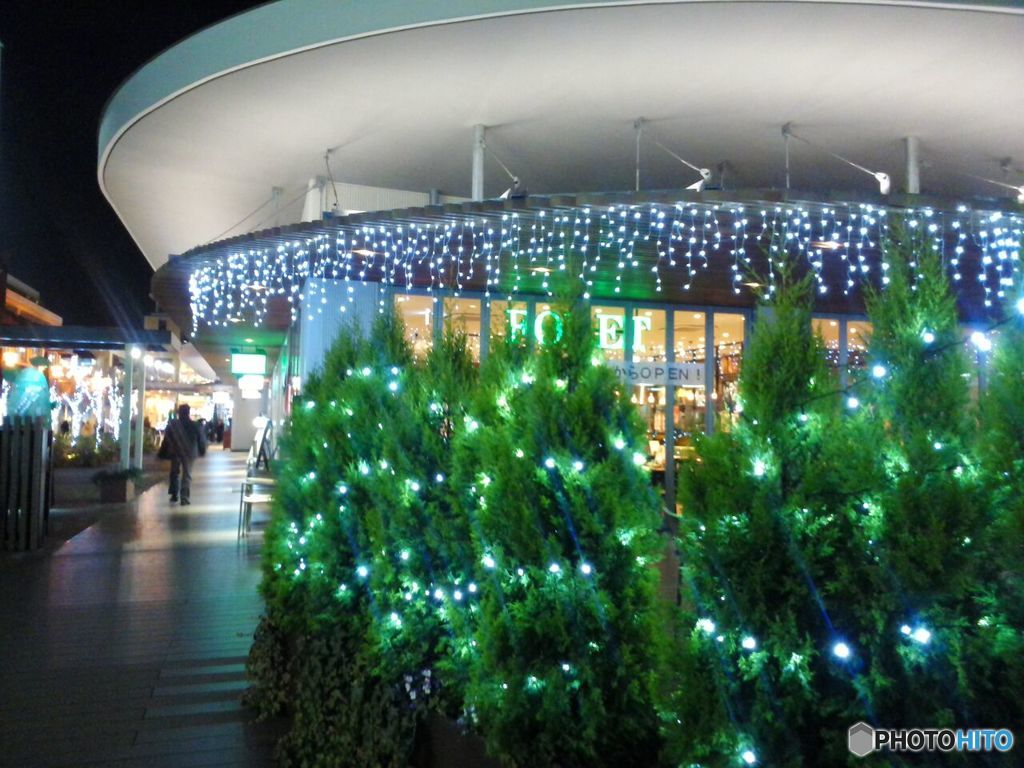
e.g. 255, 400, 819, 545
231, 351, 267, 375
238, 374, 265, 392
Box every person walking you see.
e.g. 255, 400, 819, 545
164, 404, 207, 505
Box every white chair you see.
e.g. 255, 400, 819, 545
238, 476, 276, 538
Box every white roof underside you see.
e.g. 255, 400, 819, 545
100, 0, 1024, 271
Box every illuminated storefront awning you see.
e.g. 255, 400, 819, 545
155, 190, 1021, 338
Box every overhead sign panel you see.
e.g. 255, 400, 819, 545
231, 351, 266, 376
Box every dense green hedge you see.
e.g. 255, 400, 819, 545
249, 232, 1022, 767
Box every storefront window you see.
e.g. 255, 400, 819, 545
714, 313, 744, 431
672, 311, 706, 462
631, 309, 667, 474
395, 294, 434, 359
489, 299, 529, 344
847, 320, 872, 370
673, 311, 705, 362
592, 305, 626, 361
443, 298, 482, 362
632, 384, 668, 470
632, 308, 666, 362
813, 318, 841, 369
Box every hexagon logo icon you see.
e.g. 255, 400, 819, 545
848, 722, 875, 757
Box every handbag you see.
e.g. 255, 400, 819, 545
158, 433, 171, 460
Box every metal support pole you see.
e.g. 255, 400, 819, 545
133, 353, 147, 470
664, 313, 676, 510
271, 186, 284, 227
622, 305, 634, 364
526, 300, 537, 351
471, 124, 486, 201
782, 123, 792, 190
704, 312, 715, 435
905, 136, 921, 194
118, 346, 134, 470
838, 319, 849, 393
479, 300, 491, 362
634, 118, 643, 192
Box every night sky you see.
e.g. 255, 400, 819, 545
0, 0, 260, 327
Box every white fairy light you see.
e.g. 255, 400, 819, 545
970, 331, 992, 352
832, 642, 851, 660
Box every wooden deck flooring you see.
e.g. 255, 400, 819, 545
0, 450, 281, 767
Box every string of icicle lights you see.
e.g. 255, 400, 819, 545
188, 199, 1023, 329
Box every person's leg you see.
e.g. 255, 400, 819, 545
169, 458, 180, 501
180, 458, 193, 504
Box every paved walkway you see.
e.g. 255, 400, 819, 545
0, 450, 280, 768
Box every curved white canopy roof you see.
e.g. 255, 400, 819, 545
100, 0, 1024, 271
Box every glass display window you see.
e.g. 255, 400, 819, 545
488, 299, 528, 344
672, 310, 707, 462
632, 384, 667, 473
847, 320, 872, 370
395, 293, 434, 359
443, 298, 482, 362
713, 313, 745, 431
813, 318, 842, 369
591, 305, 626, 361
673, 384, 706, 462
534, 303, 565, 346
632, 308, 666, 362
673, 311, 706, 363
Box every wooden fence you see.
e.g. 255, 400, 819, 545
1, 416, 53, 551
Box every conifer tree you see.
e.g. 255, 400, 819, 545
248, 315, 479, 767
669, 230, 1023, 765
454, 305, 666, 768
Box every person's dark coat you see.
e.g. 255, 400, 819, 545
166, 417, 207, 461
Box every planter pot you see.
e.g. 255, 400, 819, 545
97, 477, 135, 503
412, 712, 501, 768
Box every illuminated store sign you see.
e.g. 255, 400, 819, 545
507, 310, 651, 350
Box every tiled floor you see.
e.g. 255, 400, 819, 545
0, 450, 280, 768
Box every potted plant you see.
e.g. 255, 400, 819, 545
92, 467, 143, 503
